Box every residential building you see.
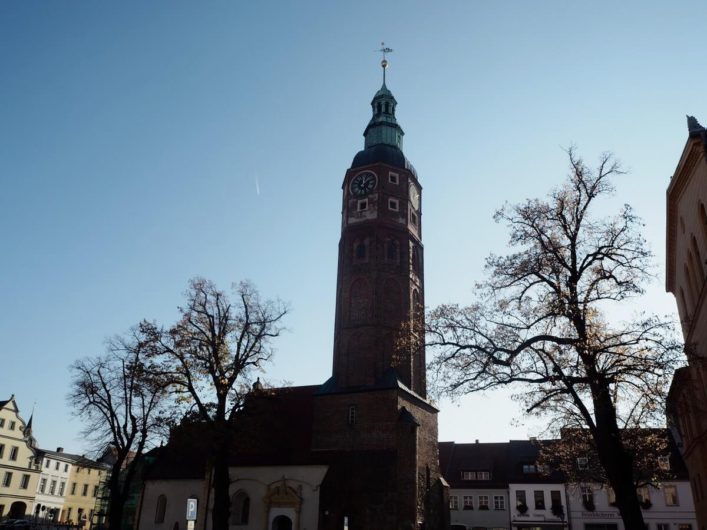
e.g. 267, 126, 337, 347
33, 447, 73, 521
565, 480, 696, 530
666, 115, 707, 530
63, 456, 110, 528
508, 441, 568, 530
0, 395, 40, 519
439, 441, 510, 530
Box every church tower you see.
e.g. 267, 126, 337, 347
313, 55, 447, 530
331, 61, 425, 396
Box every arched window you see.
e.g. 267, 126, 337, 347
692, 235, 705, 279
376, 102, 382, 114
412, 289, 422, 322
355, 241, 367, 260
230, 491, 250, 525
155, 495, 167, 524
684, 263, 698, 309
411, 245, 421, 274
679, 287, 691, 323
699, 202, 707, 249
349, 279, 372, 322
386, 239, 400, 263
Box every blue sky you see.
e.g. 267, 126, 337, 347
0, 1, 701, 453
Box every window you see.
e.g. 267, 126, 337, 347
577, 457, 588, 470
66, 508, 72, 520
388, 198, 399, 211
64, 463, 69, 472
410, 211, 418, 226
581, 486, 594, 508
388, 172, 399, 185
449, 496, 459, 510
493, 495, 505, 510
3, 472, 12, 487
522, 464, 537, 474
357, 199, 368, 212
551, 490, 562, 509
0, 444, 4, 458
0, 418, 4, 428
534, 490, 545, 509
39, 478, 47, 493
9, 446, 18, 461
55, 461, 59, 470
50, 480, 57, 495
664, 485, 679, 506
657, 525, 670, 530
348, 406, 356, 426
637, 486, 650, 504
386, 239, 400, 263
463, 496, 473, 510
45, 459, 50, 468
230, 491, 250, 525
461, 471, 476, 480
478, 471, 491, 480
19, 474, 30, 490
71, 482, 77, 495
59, 482, 65, 496
93, 485, 99, 497
354, 240, 367, 261
516, 490, 527, 507
82, 484, 88, 496
9, 421, 15, 430
155, 495, 167, 524
478, 495, 489, 510
658, 456, 670, 471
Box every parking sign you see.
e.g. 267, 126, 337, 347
186, 498, 198, 521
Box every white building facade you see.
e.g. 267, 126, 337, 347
33, 448, 73, 521
565, 481, 698, 530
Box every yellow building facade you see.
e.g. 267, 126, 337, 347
62, 458, 109, 528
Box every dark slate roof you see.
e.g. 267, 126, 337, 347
351, 144, 417, 177
508, 440, 565, 483
438, 441, 512, 489
146, 385, 321, 480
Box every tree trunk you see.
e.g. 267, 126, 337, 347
211, 425, 231, 530
107, 470, 125, 530
592, 385, 645, 530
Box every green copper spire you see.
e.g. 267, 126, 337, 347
363, 50, 404, 150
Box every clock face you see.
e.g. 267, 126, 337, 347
351, 172, 377, 197
409, 183, 420, 209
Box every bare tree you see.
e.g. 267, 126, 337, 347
426, 149, 682, 529
142, 278, 288, 530
69, 331, 169, 530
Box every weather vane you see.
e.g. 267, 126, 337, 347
377, 42, 393, 84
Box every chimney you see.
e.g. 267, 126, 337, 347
475, 439, 479, 444
56, 447, 64, 453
